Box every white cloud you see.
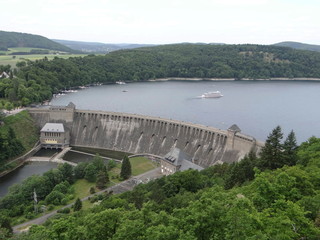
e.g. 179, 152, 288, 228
1, 0, 319, 44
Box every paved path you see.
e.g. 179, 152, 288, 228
69, 150, 122, 163
3, 108, 26, 116
13, 167, 162, 234
129, 153, 163, 161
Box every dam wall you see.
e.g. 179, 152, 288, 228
28, 105, 263, 168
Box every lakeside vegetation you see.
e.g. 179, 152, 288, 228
3, 126, 319, 239
0, 111, 38, 172
1, 43, 320, 109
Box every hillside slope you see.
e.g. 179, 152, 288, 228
53, 39, 155, 53
274, 41, 320, 52
0, 31, 78, 53
35, 43, 320, 82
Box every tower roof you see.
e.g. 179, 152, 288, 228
67, 102, 76, 109
228, 124, 241, 132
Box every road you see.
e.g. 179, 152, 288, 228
3, 107, 26, 116
13, 167, 162, 234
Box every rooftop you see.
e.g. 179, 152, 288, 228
164, 147, 203, 171
41, 123, 65, 132
228, 124, 241, 132
164, 147, 191, 166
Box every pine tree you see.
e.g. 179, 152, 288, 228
73, 198, 82, 211
283, 130, 298, 166
120, 155, 132, 180
258, 126, 284, 170
96, 170, 109, 189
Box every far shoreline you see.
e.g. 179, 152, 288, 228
146, 77, 320, 82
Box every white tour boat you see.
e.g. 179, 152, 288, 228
116, 81, 126, 85
200, 91, 223, 98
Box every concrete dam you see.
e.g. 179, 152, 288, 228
28, 103, 264, 168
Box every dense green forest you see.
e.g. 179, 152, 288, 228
1, 43, 320, 108
0, 111, 38, 170
1, 127, 319, 239
0, 31, 77, 53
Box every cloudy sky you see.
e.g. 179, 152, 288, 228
1, 0, 319, 45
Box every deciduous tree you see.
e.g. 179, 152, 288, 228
96, 170, 109, 190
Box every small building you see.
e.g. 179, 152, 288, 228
160, 148, 203, 175
0, 72, 9, 79
40, 123, 69, 149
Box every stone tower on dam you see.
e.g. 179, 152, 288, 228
28, 103, 263, 168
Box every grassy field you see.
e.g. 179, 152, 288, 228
7, 47, 49, 53
0, 54, 88, 67
72, 179, 96, 199
130, 156, 158, 176
0, 49, 88, 67
69, 157, 157, 200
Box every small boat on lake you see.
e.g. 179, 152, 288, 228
116, 81, 126, 85
200, 91, 223, 98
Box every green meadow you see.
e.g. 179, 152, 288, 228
0, 47, 88, 67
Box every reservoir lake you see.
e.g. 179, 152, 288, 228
1, 80, 320, 197
52, 80, 320, 143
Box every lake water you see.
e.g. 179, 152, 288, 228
51, 80, 320, 143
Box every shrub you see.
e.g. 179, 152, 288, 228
57, 208, 70, 214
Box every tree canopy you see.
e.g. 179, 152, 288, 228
10, 133, 320, 240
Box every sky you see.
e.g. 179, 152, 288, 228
1, 0, 319, 45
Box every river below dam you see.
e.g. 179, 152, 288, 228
1, 80, 320, 198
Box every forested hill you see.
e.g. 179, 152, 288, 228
274, 41, 320, 52
2, 43, 320, 106
0, 31, 78, 53
20, 43, 320, 84
52, 39, 155, 53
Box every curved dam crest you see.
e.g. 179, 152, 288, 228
28, 104, 263, 168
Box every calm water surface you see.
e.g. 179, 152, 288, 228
51, 80, 320, 143
0, 162, 58, 197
